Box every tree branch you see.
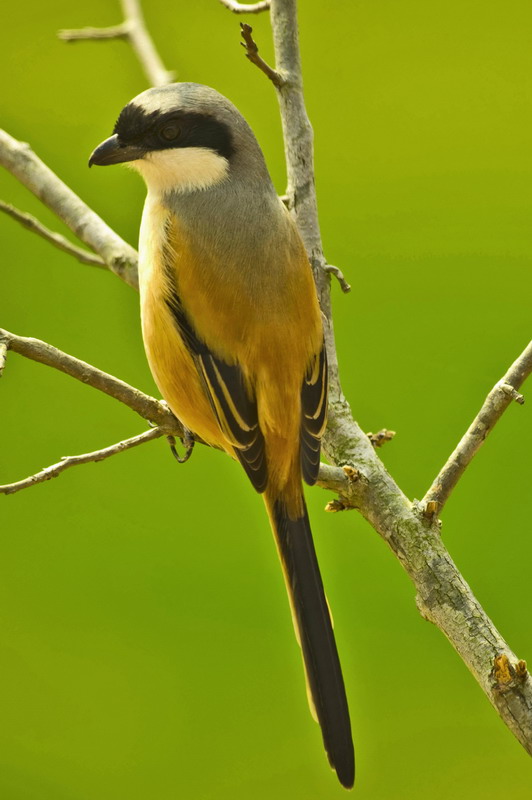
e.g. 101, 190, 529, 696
59, 0, 174, 87
219, 0, 271, 13
0, 130, 138, 288
421, 341, 532, 516
0, 200, 106, 268
0, 428, 164, 496
267, 0, 532, 759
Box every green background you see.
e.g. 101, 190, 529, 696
1, 1, 531, 797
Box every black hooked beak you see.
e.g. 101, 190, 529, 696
88, 134, 146, 167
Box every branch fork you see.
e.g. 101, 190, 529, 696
58, 0, 174, 87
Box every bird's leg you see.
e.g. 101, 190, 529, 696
166, 428, 195, 464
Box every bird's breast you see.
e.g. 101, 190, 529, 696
137, 191, 324, 464
138, 193, 226, 448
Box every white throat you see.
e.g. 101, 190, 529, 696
130, 146, 229, 195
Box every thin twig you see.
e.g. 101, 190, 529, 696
0, 328, 179, 432
240, 23, 285, 88
421, 340, 532, 517
58, 22, 131, 41
58, 0, 174, 87
0, 200, 106, 268
323, 263, 351, 293
219, 0, 271, 12
0, 130, 139, 288
0, 428, 164, 496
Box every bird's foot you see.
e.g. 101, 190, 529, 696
166, 427, 195, 464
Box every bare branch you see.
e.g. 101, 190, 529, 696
422, 339, 532, 517
0, 200, 106, 268
0, 428, 164, 496
268, 0, 532, 759
219, 0, 271, 14
240, 23, 285, 88
59, 0, 174, 87
0, 130, 138, 288
0, 328, 178, 432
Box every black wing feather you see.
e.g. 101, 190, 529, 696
300, 344, 328, 486
164, 266, 268, 493
198, 353, 268, 492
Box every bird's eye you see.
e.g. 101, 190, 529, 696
160, 124, 181, 142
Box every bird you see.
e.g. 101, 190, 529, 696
89, 82, 354, 789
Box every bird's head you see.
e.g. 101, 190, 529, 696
89, 83, 264, 195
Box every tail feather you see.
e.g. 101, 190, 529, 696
266, 494, 355, 789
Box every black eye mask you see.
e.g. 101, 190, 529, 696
113, 105, 234, 160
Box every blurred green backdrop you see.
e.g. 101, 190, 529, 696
1, 1, 532, 798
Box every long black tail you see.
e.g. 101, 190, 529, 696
266, 495, 355, 789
